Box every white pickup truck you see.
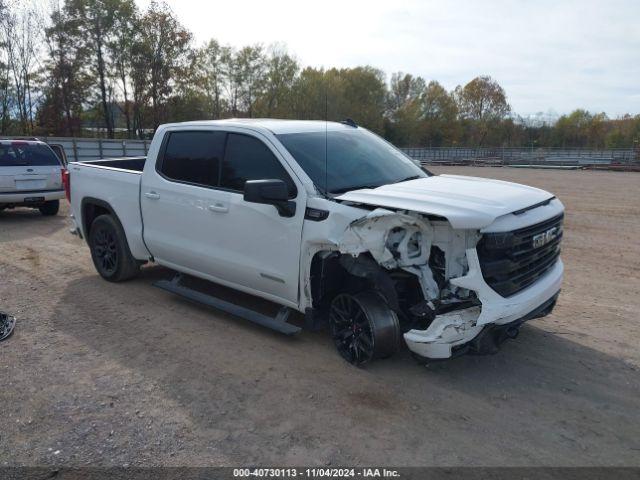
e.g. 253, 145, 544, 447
67, 119, 564, 365
0, 139, 66, 216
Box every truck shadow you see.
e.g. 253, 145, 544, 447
0, 207, 67, 244
51, 268, 640, 465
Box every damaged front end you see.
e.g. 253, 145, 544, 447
308, 206, 563, 362
338, 208, 487, 359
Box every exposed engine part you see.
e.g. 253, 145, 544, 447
0, 311, 16, 341
340, 208, 441, 301
428, 246, 446, 289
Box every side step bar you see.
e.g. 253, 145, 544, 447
153, 275, 302, 336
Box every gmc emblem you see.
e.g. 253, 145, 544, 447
532, 227, 558, 249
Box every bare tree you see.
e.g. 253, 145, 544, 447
0, 0, 12, 133
1, 1, 43, 134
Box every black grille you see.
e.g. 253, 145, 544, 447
477, 213, 563, 297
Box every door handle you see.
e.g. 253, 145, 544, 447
208, 203, 228, 213
144, 192, 160, 200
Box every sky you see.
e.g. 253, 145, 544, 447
135, 0, 640, 117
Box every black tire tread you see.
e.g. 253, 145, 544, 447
354, 291, 401, 360
330, 291, 401, 366
39, 200, 60, 216
89, 214, 139, 282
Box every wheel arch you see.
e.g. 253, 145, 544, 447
81, 198, 139, 261
308, 250, 401, 312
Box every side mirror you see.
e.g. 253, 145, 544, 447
243, 179, 296, 217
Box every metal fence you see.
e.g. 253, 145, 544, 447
2, 135, 639, 168
0, 136, 149, 163
402, 147, 640, 167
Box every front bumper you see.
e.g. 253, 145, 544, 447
0, 189, 65, 205
403, 248, 564, 359
453, 291, 560, 357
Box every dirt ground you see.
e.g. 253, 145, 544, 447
1, 166, 639, 467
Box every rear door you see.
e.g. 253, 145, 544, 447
141, 130, 228, 274
0, 142, 63, 196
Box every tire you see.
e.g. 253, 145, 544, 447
329, 291, 401, 366
39, 200, 60, 216
88, 214, 139, 282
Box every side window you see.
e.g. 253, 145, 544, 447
159, 131, 226, 187
221, 133, 296, 197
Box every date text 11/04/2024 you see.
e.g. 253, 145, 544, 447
233, 468, 401, 478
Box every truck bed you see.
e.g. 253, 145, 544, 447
69, 156, 150, 260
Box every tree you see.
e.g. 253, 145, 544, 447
552, 109, 593, 147
5, 1, 634, 149
333, 66, 387, 133
234, 45, 266, 117
65, 0, 135, 138
454, 76, 510, 145
198, 39, 229, 119
108, 0, 138, 138
454, 75, 510, 121
133, 1, 191, 129
0, 0, 12, 133
419, 80, 459, 146
1, 1, 43, 134
605, 115, 640, 149
39, 4, 90, 136
291, 67, 327, 120
387, 72, 425, 115
254, 44, 299, 118
383, 73, 426, 145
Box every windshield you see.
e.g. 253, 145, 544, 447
276, 128, 429, 194
0, 143, 62, 167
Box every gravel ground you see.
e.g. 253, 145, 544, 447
0, 166, 639, 467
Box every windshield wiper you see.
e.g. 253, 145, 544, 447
329, 184, 381, 195
392, 175, 422, 184
330, 176, 423, 194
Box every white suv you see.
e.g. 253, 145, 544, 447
0, 140, 66, 216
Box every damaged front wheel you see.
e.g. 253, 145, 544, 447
329, 292, 401, 366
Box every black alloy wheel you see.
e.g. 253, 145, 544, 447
329, 291, 400, 366
88, 214, 140, 282
93, 225, 118, 276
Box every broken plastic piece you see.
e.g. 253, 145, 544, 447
0, 312, 16, 341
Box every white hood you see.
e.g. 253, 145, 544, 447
336, 174, 555, 229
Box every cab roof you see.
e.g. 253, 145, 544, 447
160, 119, 358, 135
0, 139, 46, 145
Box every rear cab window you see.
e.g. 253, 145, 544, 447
0, 143, 62, 167
158, 131, 226, 187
